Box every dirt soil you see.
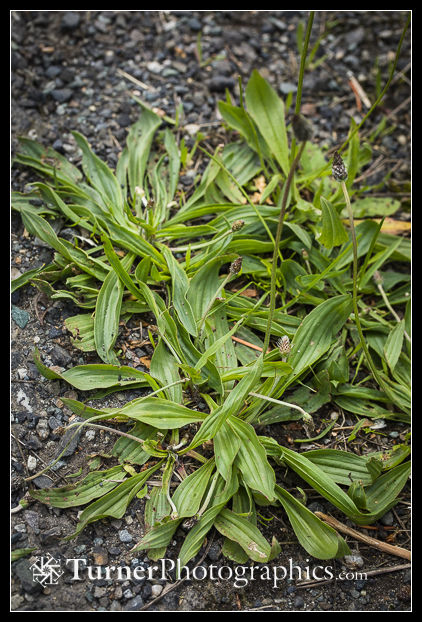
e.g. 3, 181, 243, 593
11, 11, 411, 612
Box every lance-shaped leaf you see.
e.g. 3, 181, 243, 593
222, 486, 258, 563
72, 131, 125, 224
364, 461, 410, 513
63, 396, 206, 430
171, 459, 216, 518
277, 444, 410, 525
20, 206, 109, 281
185, 355, 263, 449
288, 294, 353, 378
177, 471, 240, 567
142, 486, 173, 561
112, 422, 158, 466
218, 101, 271, 161
275, 486, 350, 560
214, 423, 241, 482
150, 338, 183, 403
32, 349, 153, 391
228, 416, 275, 502
68, 461, 164, 538
94, 252, 134, 364
214, 508, 279, 563
318, 196, 349, 249
30, 465, 128, 508
159, 244, 197, 336
125, 103, 162, 197
245, 70, 289, 176
301, 449, 382, 486
384, 320, 405, 373
131, 518, 182, 553
186, 254, 235, 322
64, 314, 96, 352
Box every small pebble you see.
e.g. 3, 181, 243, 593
118, 529, 133, 543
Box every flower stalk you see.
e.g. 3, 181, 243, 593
336, 153, 394, 395
263, 140, 307, 355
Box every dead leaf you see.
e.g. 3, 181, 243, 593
139, 356, 151, 369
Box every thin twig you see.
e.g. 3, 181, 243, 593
296, 562, 411, 589
315, 512, 411, 561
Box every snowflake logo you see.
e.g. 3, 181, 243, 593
30, 553, 64, 586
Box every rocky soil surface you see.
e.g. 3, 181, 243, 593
11, 11, 411, 612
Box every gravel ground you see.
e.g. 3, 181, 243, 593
11, 11, 411, 612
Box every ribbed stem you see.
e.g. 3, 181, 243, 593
341, 181, 392, 392
263, 141, 307, 354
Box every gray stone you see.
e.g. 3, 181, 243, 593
93, 585, 107, 599
118, 529, 133, 543
380, 510, 395, 527
23, 510, 40, 530
14, 559, 42, 594
51, 89, 73, 104
57, 426, 82, 457
61, 12, 80, 30
12, 306, 30, 329
124, 595, 144, 610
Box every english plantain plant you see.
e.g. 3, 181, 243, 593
12, 13, 410, 565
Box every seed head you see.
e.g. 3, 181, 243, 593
292, 113, 314, 143
373, 270, 383, 285
277, 335, 291, 356
231, 219, 245, 232
229, 257, 243, 275
332, 151, 348, 182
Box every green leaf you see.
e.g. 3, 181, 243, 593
11, 548, 38, 562
94, 253, 134, 364
228, 416, 275, 501
384, 320, 405, 373
214, 508, 277, 562
302, 449, 382, 486
150, 338, 182, 403
112, 422, 157, 466
125, 104, 162, 197
172, 459, 216, 518
64, 396, 207, 430
30, 465, 128, 508
72, 131, 125, 224
288, 294, 353, 378
275, 485, 350, 560
186, 255, 235, 322
185, 356, 263, 449
214, 424, 241, 482
318, 196, 349, 248
364, 461, 410, 513
160, 244, 197, 336
245, 70, 290, 176
69, 461, 163, 538
343, 196, 400, 219
218, 102, 267, 157
64, 314, 96, 352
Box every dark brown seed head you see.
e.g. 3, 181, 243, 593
332, 151, 348, 182
292, 113, 314, 143
231, 219, 245, 232
229, 257, 243, 275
